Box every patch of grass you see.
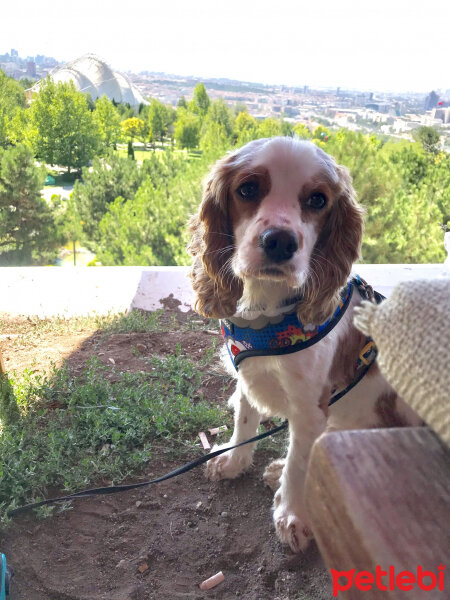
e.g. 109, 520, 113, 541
4, 310, 169, 348
3, 310, 216, 349
0, 354, 229, 523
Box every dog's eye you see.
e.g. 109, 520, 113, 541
306, 193, 327, 210
237, 181, 259, 200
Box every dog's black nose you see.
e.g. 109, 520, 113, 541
260, 228, 299, 263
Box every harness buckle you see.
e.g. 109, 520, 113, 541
359, 341, 376, 366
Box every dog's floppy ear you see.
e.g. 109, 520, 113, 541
188, 155, 243, 318
299, 165, 364, 324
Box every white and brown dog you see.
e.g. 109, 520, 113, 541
188, 137, 419, 553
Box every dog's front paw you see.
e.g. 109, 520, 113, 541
273, 490, 313, 553
205, 444, 252, 481
263, 458, 285, 491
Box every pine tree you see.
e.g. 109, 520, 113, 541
0, 145, 61, 264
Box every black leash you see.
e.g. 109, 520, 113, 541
7, 421, 288, 517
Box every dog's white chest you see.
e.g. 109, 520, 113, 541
237, 341, 333, 418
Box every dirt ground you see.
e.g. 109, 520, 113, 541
0, 308, 332, 600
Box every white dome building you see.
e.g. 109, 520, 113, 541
35, 54, 147, 107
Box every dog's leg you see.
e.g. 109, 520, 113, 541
273, 407, 326, 553
205, 385, 261, 481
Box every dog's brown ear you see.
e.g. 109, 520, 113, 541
187, 156, 243, 318
299, 165, 364, 324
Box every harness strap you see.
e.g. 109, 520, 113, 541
221, 280, 354, 370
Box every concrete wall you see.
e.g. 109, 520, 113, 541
0, 264, 448, 318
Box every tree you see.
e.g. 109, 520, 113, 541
413, 126, 440, 154
93, 95, 122, 151
29, 78, 101, 172
96, 184, 188, 266
189, 83, 210, 117
55, 194, 84, 265
147, 99, 170, 145
200, 122, 231, 156
0, 70, 27, 147
325, 129, 446, 263
71, 152, 146, 245
293, 123, 312, 139
121, 117, 146, 143
174, 109, 201, 150
280, 118, 294, 137
94, 152, 209, 266
0, 145, 61, 265
233, 102, 248, 116
235, 111, 258, 146
257, 118, 282, 138
312, 125, 330, 143
204, 98, 234, 138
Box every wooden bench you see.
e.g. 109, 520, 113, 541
305, 428, 449, 599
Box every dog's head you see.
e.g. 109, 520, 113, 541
188, 137, 364, 323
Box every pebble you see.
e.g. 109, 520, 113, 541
220, 511, 229, 518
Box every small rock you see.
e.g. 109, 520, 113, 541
116, 559, 127, 569
135, 501, 142, 508
137, 562, 149, 574
220, 511, 229, 518
196, 501, 203, 509
108, 357, 115, 365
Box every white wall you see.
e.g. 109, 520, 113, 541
0, 264, 448, 318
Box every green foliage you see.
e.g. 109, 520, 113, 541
146, 98, 174, 144
29, 78, 101, 172
0, 144, 61, 265
280, 118, 294, 137
413, 125, 441, 154
189, 82, 210, 117
54, 194, 84, 250
0, 70, 27, 147
235, 111, 258, 146
121, 116, 146, 142
200, 121, 231, 156
204, 98, 234, 138
93, 95, 122, 151
257, 117, 282, 138
0, 352, 227, 520
94, 151, 209, 265
0, 374, 20, 426
174, 108, 201, 149
293, 123, 312, 139
324, 129, 446, 263
71, 152, 147, 244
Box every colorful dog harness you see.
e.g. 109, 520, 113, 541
220, 275, 384, 404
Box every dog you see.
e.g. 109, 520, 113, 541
187, 136, 420, 553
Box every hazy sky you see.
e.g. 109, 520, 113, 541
3, 0, 449, 93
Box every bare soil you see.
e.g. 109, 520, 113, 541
0, 308, 332, 600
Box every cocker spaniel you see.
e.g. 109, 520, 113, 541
188, 137, 419, 553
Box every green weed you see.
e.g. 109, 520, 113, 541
0, 353, 229, 523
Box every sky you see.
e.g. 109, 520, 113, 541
3, 0, 449, 93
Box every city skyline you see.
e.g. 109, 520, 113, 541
3, 0, 449, 94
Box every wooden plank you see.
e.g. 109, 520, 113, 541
305, 428, 450, 599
